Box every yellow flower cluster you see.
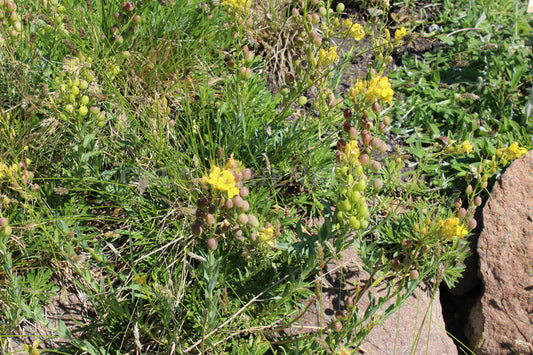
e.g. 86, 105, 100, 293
455, 140, 474, 155
344, 140, 361, 166
317, 47, 338, 68
0, 161, 18, 180
348, 75, 394, 104
258, 226, 275, 247
222, 0, 250, 13
436, 217, 468, 241
342, 19, 365, 41
202, 166, 240, 199
496, 142, 529, 164
394, 27, 407, 45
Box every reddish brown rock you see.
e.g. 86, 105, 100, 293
288, 246, 457, 354
466, 152, 533, 354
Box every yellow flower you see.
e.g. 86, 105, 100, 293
394, 27, 407, 44
0, 162, 8, 179
496, 142, 529, 164
337, 347, 352, 355
348, 75, 394, 104
342, 20, 365, 41
222, 0, 250, 12
344, 140, 360, 166
506, 142, 528, 159
455, 140, 473, 155
258, 226, 275, 247
318, 47, 338, 68
224, 155, 243, 172
348, 79, 366, 102
202, 166, 240, 198
365, 75, 394, 103
133, 273, 147, 286
436, 217, 468, 241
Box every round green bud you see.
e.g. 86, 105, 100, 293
353, 179, 366, 191
78, 105, 88, 116
349, 190, 361, 203
349, 216, 360, 229
7, 10, 18, 24
336, 3, 345, 12
13, 21, 22, 32
65, 104, 74, 113
80, 95, 90, 105
339, 199, 351, 211
1, 225, 12, 236
79, 79, 89, 90
298, 96, 307, 106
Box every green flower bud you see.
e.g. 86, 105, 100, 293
78, 105, 88, 116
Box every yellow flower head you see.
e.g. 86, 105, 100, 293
222, 0, 250, 13
258, 226, 275, 247
348, 75, 394, 104
318, 47, 338, 68
394, 27, 407, 44
344, 140, 360, 166
436, 217, 468, 241
342, 20, 365, 41
202, 166, 240, 199
225, 155, 243, 172
348, 79, 366, 102
496, 142, 529, 165
366, 75, 394, 103
456, 140, 473, 155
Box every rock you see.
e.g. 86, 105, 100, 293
5, 291, 92, 353
466, 152, 533, 354
288, 246, 457, 354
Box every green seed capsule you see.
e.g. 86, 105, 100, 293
339, 199, 351, 211
346, 174, 354, 185
349, 190, 361, 203
349, 216, 360, 230
78, 105, 88, 116
79, 79, 89, 90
